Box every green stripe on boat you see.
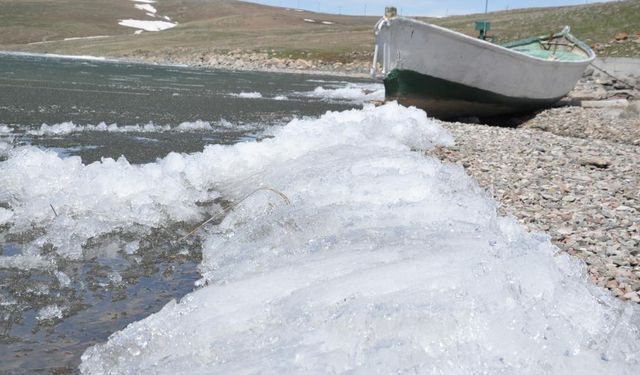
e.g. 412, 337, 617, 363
384, 69, 563, 119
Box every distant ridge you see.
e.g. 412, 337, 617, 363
0, 0, 637, 62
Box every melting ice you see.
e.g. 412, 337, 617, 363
1, 103, 638, 373
75, 104, 640, 373
300, 82, 385, 103
24, 120, 225, 136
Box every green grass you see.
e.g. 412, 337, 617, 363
0, 0, 638, 62
423, 0, 640, 57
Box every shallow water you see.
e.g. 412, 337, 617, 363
0, 53, 379, 163
0, 53, 381, 372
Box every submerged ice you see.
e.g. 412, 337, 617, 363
63, 103, 640, 373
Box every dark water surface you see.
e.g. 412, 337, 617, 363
0, 53, 371, 373
0, 52, 366, 163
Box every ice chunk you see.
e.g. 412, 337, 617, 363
0, 255, 55, 270
124, 241, 140, 255
55, 271, 72, 287
0, 139, 13, 158
301, 82, 385, 103
0, 207, 12, 225
0, 147, 217, 258
36, 305, 64, 321
28, 121, 79, 136
26, 121, 215, 135
24, 120, 252, 135
231, 92, 263, 99
175, 120, 212, 131
80, 103, 639, 373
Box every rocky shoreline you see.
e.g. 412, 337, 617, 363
124, 49, 372, 77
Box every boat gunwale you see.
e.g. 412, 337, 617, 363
384, 17, 596, 65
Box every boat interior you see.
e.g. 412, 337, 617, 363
503, 32, 592, 61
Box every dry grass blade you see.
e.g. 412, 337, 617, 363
49, 204, 58, 217
178, 186, 290, 242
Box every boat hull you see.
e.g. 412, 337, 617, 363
384, 68, 563, 119
374, 17, 595, 119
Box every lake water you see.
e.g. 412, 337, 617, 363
0, 53, 382, 373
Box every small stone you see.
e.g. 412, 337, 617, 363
611, 256, 628, 266
615, 32, 629, 41
579, 157, 610, 169
622, 291, 640, 303
606, 279, 619, 289
615, 205, 634, 212
557, 227, 574, 235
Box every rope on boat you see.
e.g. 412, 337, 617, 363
178, 186, 290, 242
589, 62, 638, 90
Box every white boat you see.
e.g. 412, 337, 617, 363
372, 8, 596, 119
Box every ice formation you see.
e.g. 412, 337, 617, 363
0, 208, 13, 225
0, 139, 12, 158
0, 255, 55, 271
36, 304, 64, 321
25, 121, 227, 136
301, 82, 385, 103
232, 92, 264, 99
73, 103, 639, 373
0, 148, 217, 257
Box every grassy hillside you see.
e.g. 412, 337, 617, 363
0, 0, 137, 44
423, 0, 640, 57
0, 0, 638, 62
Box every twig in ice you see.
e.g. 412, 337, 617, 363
178, 186, 290, 242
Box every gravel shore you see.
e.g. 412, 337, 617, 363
429, 104, 639, 303
126, 49, 372, 77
